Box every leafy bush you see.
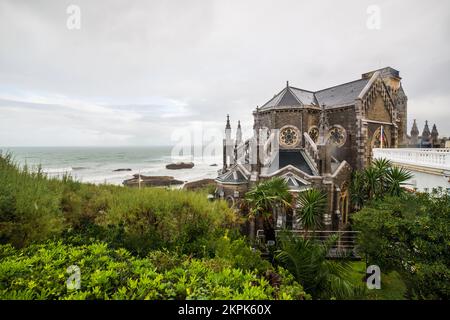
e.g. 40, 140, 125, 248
0, 153, 237, 256
275, 232, 364, 299
352, 190, 450, 299
350, 158, 412, 209
212, 231, 272, 273
0, 242, 309, 300
0, 154, 64, 247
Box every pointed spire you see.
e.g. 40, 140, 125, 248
318, 104, 329, 145
422, 120, 431, 138
236, 120, 242, 145
410, 119, 419, 146
431, 124, 438, 137
225, 114, 231, 130
286, 80, 289, 87
411, 119, 419, 136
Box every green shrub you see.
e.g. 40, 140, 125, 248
212, 231, 271, 273
0, 241, 309, 300
0, 153, 64, 247
0, 153, 237, 256
353, 191, 450, 299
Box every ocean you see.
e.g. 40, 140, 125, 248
0, 146, 222, 186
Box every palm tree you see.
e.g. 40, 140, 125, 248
363, 166, 380, 201
275, 232, 362, 299
350, 171, 366, 210
372, 158, 392, 197
296, 188, 327, 236
245, 177, 292, 240
372, 158, 392, 172
386, 166, 413, 197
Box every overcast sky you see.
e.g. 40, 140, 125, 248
0, 0, 449, 146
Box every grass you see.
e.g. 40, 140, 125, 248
349, 261, 407, 300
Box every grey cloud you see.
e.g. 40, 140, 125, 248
0, 0, 449, 146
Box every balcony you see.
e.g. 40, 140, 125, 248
373, 148, 450, 171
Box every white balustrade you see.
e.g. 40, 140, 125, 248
373, 148, 450, 170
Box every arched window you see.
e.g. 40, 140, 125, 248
371, 126, 389, 148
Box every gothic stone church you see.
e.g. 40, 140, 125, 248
215, 67, 407, 232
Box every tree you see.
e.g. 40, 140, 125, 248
363, 166, 380, 201
245, 177, 292, 240
372, 158, 392, 197
353, 190, 450, 299
350, 171, 366, 210
275, 232, 362, 299
386, 166, 413, 197
349, 158, 413, 208
296, 188, 327, 235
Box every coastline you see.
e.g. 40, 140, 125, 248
0, 146, 221, 187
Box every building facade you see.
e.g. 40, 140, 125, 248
216, 67, 408, 232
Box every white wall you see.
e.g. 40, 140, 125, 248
406, 169, 450, 193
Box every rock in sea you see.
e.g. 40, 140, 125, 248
123, 174, 184, 187
165, 162, 194, 170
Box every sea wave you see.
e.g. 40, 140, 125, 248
42, 167, 73, 174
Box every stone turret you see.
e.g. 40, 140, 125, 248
236, 120, 242, 145
225, 114, 231, 140
431, 124, 439, 147
223, 115, 232, 171
233, 120, 242, 164
421, 120, 432, 148
410, 119, 419, 146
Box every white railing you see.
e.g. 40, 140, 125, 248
373, 148, 450, 170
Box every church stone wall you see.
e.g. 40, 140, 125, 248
255, 109, 305, 149
326, 107, 358, 169
396, 97, 408, 146
302, 109, 320, 138
367, 94, 392, 123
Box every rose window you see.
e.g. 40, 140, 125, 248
328, 126, 347, 147
280, 126, 299, 147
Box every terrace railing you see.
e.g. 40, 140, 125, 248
273, 230, 361, 259
373, 148, 450, 170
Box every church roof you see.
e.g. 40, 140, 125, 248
216, 164, 249, 184
278, 149, 315, 176
259, 77, 370, 111
260, 86, 317, 110
282, 172, 311, 191
315, 78, 370, 108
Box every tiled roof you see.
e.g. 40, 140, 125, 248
315, 78, 369, 108
260, 87, 316, 110
259, 78, 371, 110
